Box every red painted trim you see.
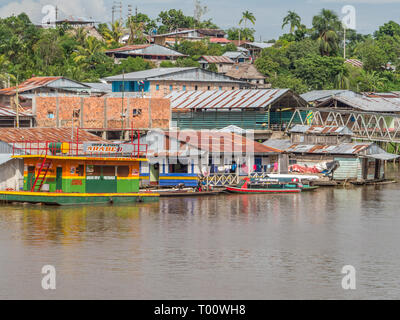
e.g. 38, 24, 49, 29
226, 187, 301, 193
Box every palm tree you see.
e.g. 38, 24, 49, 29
312, 9, 341, 56
102, 21, 123, 47
74, 27, 88, 45
239, 11, 256, 42
360, 70, 385, 92
282, 11, 301, 34
240, 11, 256, 30
126, 17, 146, 45
72, 36, 105, 69
334, 70, 350, 89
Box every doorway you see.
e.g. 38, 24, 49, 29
150, 164, 159, 186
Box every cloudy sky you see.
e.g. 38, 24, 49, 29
0, 0, 399, 40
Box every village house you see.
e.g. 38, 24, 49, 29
152, 29, 226, 46
134, 130, 283, 187
0, 128, 106, 191
0, 76, 101, 108
0, 105, 34, 128
225, 63, 268, 87
105, 44, 187, 66
222, 51, 251, 64
197, 55, 235, 74
168, 89, 308, 132
32, 96, 171, 140
104, 67, 251, 98
264, 125, 398, 182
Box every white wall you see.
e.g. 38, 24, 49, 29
0, 159, 24, 191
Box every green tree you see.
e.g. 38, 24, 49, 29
354, 39, 388, 71
239, 11, 256, 41
269, 74, 308, 94
102, 21, 123, 47
282, 11, 301, 34
374, 21, 400, 39
312, 9, 341, 56
293, 55, 346, 89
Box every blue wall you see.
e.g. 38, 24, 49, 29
159, 173, 199, 187
112, 81, 150, 93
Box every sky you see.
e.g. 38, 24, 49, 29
0, 0, 399, 40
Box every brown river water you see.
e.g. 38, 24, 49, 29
1, 166, 400, 300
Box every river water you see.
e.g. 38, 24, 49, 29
1, 167, 400, 300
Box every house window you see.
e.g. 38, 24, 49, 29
47, 111, 54, 119
195, 85, 198, 91
132, 109, 142, 117
232, 87, 235, 90
156, 84, 160, 91
207, 86, 211, 90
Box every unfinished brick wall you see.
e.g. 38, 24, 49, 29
35, 96, 171, 129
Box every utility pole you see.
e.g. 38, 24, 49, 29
120, 69, 125, 141
343, 26, 347, 60
15, 78, 19, 128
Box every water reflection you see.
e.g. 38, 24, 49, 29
0, 168, 400, 299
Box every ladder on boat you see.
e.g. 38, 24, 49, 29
31, 156, 52, 192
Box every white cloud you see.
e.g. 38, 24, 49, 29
0, 0, 108, 23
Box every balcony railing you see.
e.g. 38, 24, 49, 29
11, 141, 148, 159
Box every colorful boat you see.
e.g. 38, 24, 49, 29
226, 178, 302, 194
0, 139, 159, 206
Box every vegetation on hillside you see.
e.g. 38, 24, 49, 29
0, 7, 399, 94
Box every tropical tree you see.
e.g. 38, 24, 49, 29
126, 17, 146, 45
312, 9, 341, 56
72, 36, 106, 69
102, 21, 124, 47
240, 11, 256, 30
282, 11, 302, 34
74, 27, 88, 45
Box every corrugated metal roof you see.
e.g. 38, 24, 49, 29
300, 90, 356, 102
222, 51, 247, 59
106, 44, 150, 53
0, 77, 63, 96
0, 128, 107, 143
0, 77, 90, 96
345, 59, 363, 68
104, 67, 198, 81
164, 131, 282, 154
199, 56, 234, 64
319, 95, 400, 113
264, 139, 374, 155
106, 44, 186, 57
167, 89, 291, 110
290, 125, 353, 136
0, 106, 33, 117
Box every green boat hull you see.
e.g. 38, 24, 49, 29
0, 192, 159, 206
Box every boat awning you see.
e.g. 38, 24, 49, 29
0, 154, 12, 166
365, 153, 400, 161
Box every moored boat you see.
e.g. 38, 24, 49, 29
226, 178, 302, 194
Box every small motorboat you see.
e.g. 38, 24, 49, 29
226, 178, 303, 194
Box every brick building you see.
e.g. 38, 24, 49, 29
33, 96, 171, 140
104, 67, 251, 98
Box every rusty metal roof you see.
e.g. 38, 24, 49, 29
0, 77, 63, 96
317, 95, 400, 113
0, 128, 107, 143
345, 59, 363, 68
0, 106, 33, 117
264, 139, 372, 155
290, 125, 353, 136
199, 56, 234, 64
164, 131, 283, 154
106, 45, 150, 53
167, 89, 293, 110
